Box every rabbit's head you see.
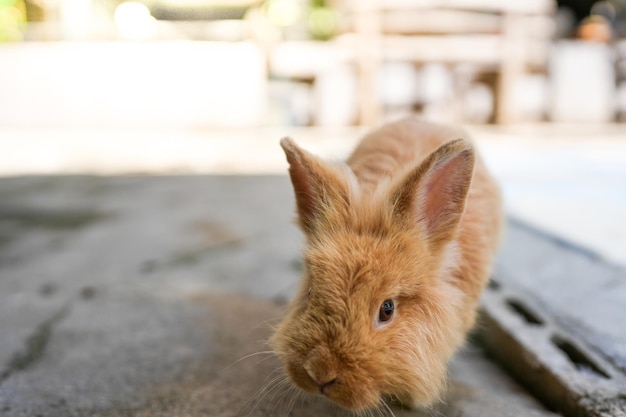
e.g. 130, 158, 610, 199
271, 138, 475, 411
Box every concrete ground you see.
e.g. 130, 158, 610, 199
1, 123, 625, 266
0, 175, 560, 417
1, 124, 625, 416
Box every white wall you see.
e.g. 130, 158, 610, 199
0, 41, 267, 128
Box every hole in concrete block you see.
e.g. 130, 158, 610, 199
487, 279, 501, 290
506, 298, 544, 326
552, 335, 610, 379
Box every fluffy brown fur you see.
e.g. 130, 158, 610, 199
270, 118, 503, 411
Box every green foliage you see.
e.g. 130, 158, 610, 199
0, 0, 25, 42
308, 5, 339, 41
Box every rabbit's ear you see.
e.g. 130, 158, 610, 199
392, 139, 475, 250
280, 138, 350, 235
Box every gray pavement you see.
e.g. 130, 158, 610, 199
0, 175, 562, 417
1, 124, 625, 267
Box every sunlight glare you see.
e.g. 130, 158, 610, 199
114, 2, 157, 41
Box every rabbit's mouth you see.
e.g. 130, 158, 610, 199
323, 382, 381, 411
284, 357, 381, 411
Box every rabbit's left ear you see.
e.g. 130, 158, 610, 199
391, 139, 475, 250
280, 137, 351, 236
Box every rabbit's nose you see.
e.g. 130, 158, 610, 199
303, 360, 338, 394
306, 370, 338, 393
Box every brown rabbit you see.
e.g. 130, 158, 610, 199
270, 118, 503, 411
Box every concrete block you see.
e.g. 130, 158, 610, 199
496, 219, 626, 374
480, 219, 626, 417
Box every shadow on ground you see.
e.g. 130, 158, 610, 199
101, 293, 552, 417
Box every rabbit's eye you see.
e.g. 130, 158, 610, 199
379, 299, 394, 322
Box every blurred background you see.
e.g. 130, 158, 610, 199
0, 0, 625, 265
4, 0, 626, 126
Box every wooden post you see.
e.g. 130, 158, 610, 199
59, 0, 94, 40
355, 1, 382, 126
496, 12, 527, 124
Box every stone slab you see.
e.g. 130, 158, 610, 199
496, 219, 626, 375
0, 175, 559, 416
479, 220, 626, 416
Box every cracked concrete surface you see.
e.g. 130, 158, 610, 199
0, 174, 585, 416
0, 306, 68, 384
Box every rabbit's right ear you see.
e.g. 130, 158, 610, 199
391, 139, 475, 251
280, 138, 350, 235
